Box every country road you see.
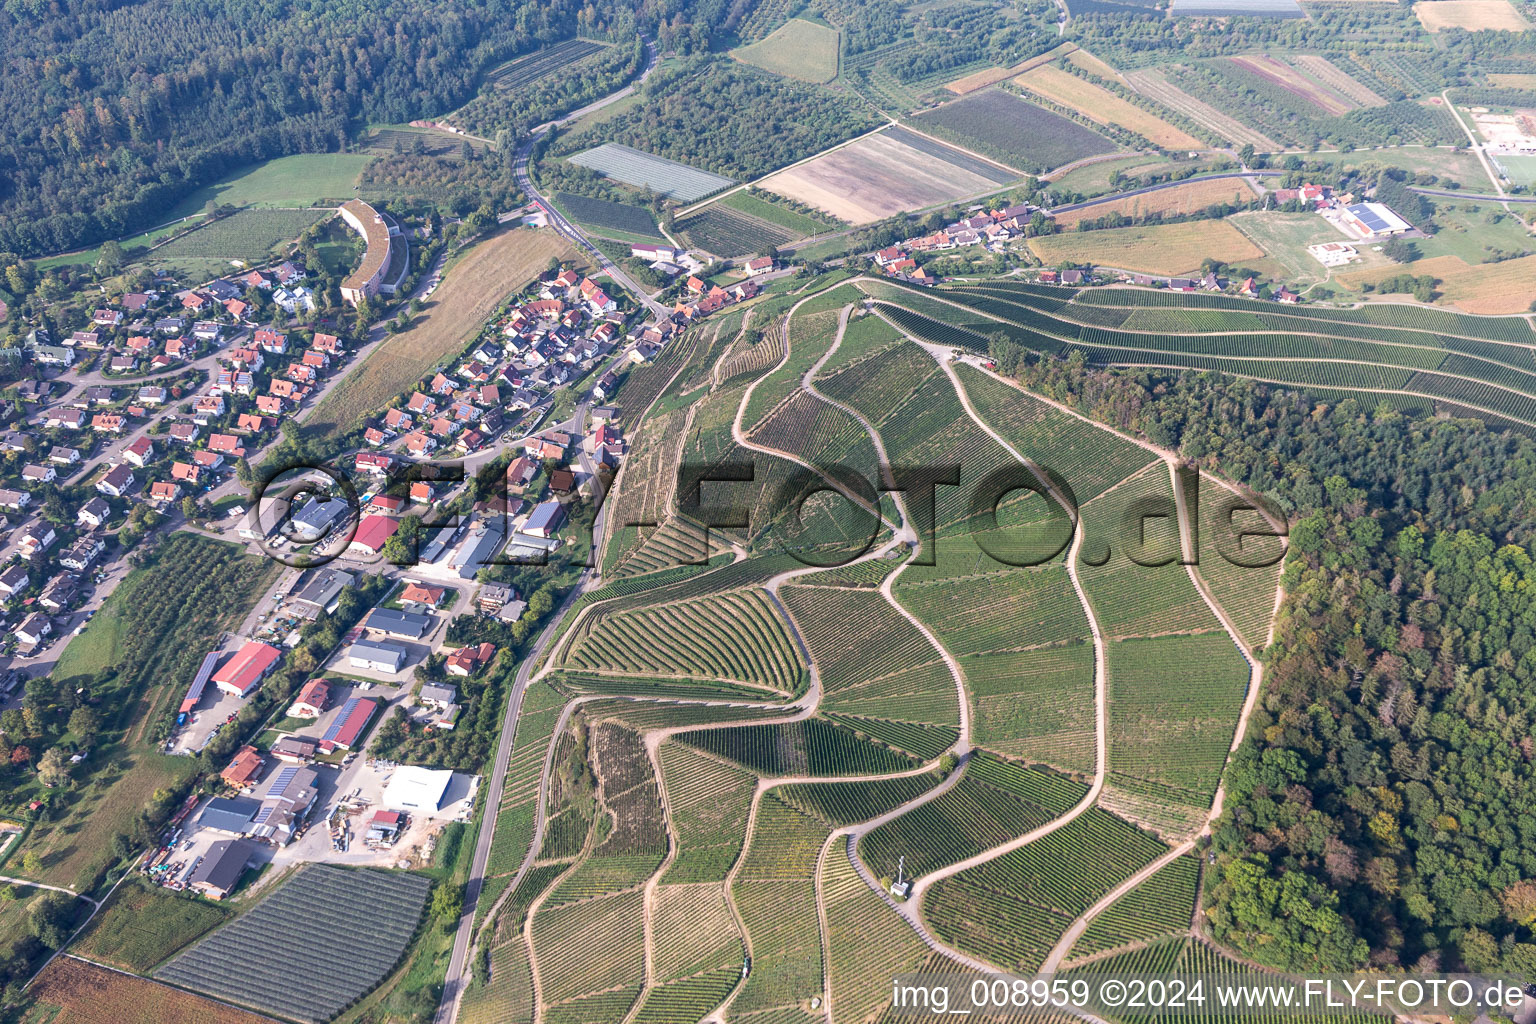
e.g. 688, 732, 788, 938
513, 36, 670, 322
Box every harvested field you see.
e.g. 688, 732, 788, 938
1290, 55, 1386, 107
731, 18, 839, 83
946, 43, 1075, 95
569, 143, 736, 202
1123, 69, 1278, 151
31, 957, 273, 1024
1228, 55, 1357, 116
1415, 0, 1531, 30
1337, 253, 1536, 315
1027, 220, 1263, 275
308, 227, 575, 438
1016, 64, 1203, 150
759, 128, 1005, 224
914, 89, 1117, 174
1051, 176, 1255, 228
1489, 73, 1536, 88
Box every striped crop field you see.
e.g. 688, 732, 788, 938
1070, 853, 1200, 960
825, 838, 931, 1021
858, 755, 1087, 881
864, 277, 1536, 429
1075, 464, 1220, 640
731, 794, 831, 1015
531, 888, 646, 1007
658, 741, 757, 883
1194, 473, 1285, 653
677, 717, 923, 776
953, 362, 1159, 505
155, 867, 431, 1023
925, 807, 1169, 971
562, 588, 806, 693
1107, 633, 1250, 808
779, 585, 960, 725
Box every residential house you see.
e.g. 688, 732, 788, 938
123, 436, 155, 468
97, 464, 135, 497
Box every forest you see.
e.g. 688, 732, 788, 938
0, 0, 630, 256
987, 347, 1536, 979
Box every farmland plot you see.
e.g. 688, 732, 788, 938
730, 18, 839, 83
1228, 55, 1360, 116
31, 958, 275, 1024
570, 143, 736, 201
1070, 854, 1200, 960
1074, 464, 1215, 639
485, 39, 606, 88
1049, 177, 1256, 229
554, 191, 663, 239
562, 588, 806, 693
155, 866, 431, 1023
1014, 63, 1203, 150
859, 757, 1088, 881
780, 585, 961, 726
1121, 69, 1277, 151
659, 741, 757, 883
1027, 221, 1262, 276
914, 88, 1118, 174
758, 127, 1008, 225
824, 839, 930, 1021
676, 203, 795, 257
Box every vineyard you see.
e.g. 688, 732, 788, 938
562, 588, 806, 694
863, 278, 1536, 429
659, 741, 757, 883
824, 839, 931, 1022
779, 585, 959, 725
1108, 632, 1249, 809
1069, 854, 1200, 960
440, 264, 1330, 1024
676, 203, 796, 257
155, 866, 431, 1023
926, 808, 1169, 971
555, 191, 664, 239
858, 757, 1087, 881
676, 717, 923, 776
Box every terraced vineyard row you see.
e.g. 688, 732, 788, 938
565, 588, 806, 693
677, 717, 922, 776
870, 278, 1536, 426
953, 364, 1158, 505
659, 741, 757, 884
779, 585, 956, 717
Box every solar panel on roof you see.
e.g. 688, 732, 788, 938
264, 764, 300, 797
321, 698, 362, 743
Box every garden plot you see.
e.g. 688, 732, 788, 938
758, 127, 1009, 224
569, 143, 736, 201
